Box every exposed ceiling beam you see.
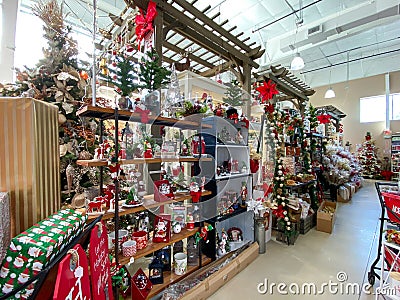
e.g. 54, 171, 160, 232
131, 0, 260, 68
200, 61, 235, 77
163, 41, 214, 68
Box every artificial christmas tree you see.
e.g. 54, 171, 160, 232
100, 55, 139, 109
0, 0, 98, 203
222, 79, 244, 107
357, 132, 381, 179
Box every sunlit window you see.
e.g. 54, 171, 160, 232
14, 5, 92, 70
360, 94, 400, 123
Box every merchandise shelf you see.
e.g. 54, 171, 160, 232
147, 255, 212, 298
76, 105, 211, 130
286, 180, 317, 190
215, 173, 251, 181
118, 227, 199, 264
87, 190, 212, 221
77, 156, 212, 167
212, 206, 248, 222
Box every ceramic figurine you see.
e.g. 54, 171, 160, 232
240, 182, 248, 207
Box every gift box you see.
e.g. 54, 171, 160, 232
0, 209, 87, 299
0, 98, 60, 236
0, 192, 10, 263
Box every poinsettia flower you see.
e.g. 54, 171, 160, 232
256, 80, 279, 103
317, 114, 331, 124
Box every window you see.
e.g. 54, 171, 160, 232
360, 94, 400, 123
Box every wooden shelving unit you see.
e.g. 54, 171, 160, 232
118, 228, 199, 264
147, 255, 212, 299
77, 156, 212, 167
87, 190, 212, 221
76, 105, 212, 129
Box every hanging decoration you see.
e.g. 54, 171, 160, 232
53, 245, 92, 300
88, 222, 113, 300
135, 0, 158, 50
256, 80, 279, 103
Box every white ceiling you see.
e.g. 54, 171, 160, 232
18, 0, 400, 88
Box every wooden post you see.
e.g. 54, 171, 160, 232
243, 63, 252, 117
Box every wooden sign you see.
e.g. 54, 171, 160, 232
53, 244, 91, 300
89, 222, 114, 300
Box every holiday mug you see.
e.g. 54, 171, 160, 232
174, 252, 187, 275
122, 240, 137, 257
132, 230, 148, 250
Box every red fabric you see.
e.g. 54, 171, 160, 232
135, 1, 157, 50
256, 80, 279, 103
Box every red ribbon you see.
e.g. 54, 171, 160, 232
135, 1, 157, 50
256, 80, 279, 103
135, 106, 150, 123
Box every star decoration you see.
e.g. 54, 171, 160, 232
256, 80, 279, 103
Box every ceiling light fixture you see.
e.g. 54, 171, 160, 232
290, 5, 305, 72
291, 53, 305, 71
324, 69, 336, 99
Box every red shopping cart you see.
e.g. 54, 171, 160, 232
368, 182, 400, 285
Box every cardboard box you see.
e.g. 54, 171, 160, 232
337, 190, 349, 203
181, 242, 259, 299
317, 201, 336, 234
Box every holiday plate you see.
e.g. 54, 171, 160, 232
122, 202, 143, 208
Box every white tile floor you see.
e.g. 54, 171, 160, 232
208, 180, 384, 300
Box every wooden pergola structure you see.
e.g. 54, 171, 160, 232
255, 65, 315, 116
100, 0, 264, 102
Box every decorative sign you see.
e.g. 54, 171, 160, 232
89, 222, 114, 300
153, 215, 171, 243
53, 244, 91, 300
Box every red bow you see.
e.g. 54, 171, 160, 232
256, 80, 279, 103
135, 1, 157, 50
272, 204, 286, 219
135, 106, 150, 123
317, 114, 331, 124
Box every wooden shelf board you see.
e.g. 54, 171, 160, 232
119, 228, 199, 264
76, 105, 212, 129
147, 255, 212, 299
77, 156, 212, 167
87, 190, 212, 221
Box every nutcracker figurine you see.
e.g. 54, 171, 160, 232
240, 181, 248, 207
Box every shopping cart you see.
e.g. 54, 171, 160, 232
368, 182, 400, 286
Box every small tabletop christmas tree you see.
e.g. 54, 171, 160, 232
138, 48, 171, 91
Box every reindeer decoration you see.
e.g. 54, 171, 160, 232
172, 51, 191, 72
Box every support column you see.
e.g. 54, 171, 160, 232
243, 63, 252, 117
0, 0, 19, 82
